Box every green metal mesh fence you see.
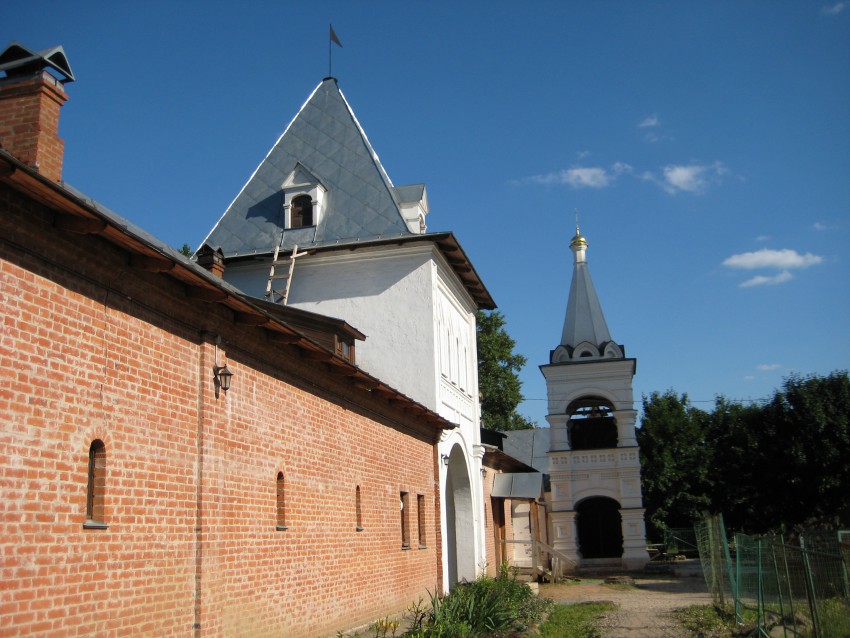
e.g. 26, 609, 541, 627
694, 514, 850, 637
665, 527, 700, 557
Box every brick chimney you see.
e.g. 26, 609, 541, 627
196, 244, 226, 278
0, 43, 74, 183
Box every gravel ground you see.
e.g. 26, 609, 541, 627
539, 568, 714, 638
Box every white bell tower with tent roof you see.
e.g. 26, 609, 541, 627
541, 218, 649, 571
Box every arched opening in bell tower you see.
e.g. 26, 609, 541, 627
567, 396, 618, 450
575, 496, 623, 559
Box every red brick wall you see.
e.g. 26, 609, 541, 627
0, 73, 67, 182
0, 182, 441, 637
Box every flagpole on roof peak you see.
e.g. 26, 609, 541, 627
329, 24, 343, 78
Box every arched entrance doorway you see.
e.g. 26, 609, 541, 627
444, 445, 476, 587
575, 497, 623, 559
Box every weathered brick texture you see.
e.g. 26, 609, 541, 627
0, 181, 442, 637
0, 73, 67, 182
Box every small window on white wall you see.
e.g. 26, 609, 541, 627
460, 345, 468, 391
439, 311, 449, 378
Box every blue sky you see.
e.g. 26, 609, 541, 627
5, 2, 849, 425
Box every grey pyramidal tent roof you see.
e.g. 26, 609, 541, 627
560, 251, 612, 348
202, 78, 415, 257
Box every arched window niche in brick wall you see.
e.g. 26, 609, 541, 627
355, 485, 364, 532
84, 439, 108, 530
276, 471, 288, 531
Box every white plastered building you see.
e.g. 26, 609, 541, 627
199, 77, 493, 589
541, 226, 650, 571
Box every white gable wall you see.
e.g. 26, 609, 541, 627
226, 244, 438, 409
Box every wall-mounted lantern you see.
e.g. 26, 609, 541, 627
214, 364, 233, 398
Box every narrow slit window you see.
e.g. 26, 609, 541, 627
417, 494, 426, 548
276, 472, 287, 530
400, 492, 410, 549
85, 439, 107, 529
355, 485, 363, 531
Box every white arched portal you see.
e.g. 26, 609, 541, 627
444, 443, 476, 588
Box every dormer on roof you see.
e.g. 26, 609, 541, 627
281, 163, 327, 236
393, 184, 429, 234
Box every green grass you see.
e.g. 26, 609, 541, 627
819, 598, 850, 638
671, 605, 738, 638
537, 602, 616, 638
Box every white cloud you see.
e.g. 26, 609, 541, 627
565, 167, 610, 188
722, 248, 823, 270
757, 364, 781, 371
660, 161, 728, 194
638, 115, 671, 142
814, 222, 827, 231
821, 1, 848, 15
755, 235, 771, 242
740, 271, 794, 287
522, 163, 631, 189
743, 375, 757, 381
725, 248, 823, 288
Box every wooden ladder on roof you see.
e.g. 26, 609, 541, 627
265, 243, 306, 305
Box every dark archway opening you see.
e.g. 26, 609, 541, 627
576, 497, 623, 559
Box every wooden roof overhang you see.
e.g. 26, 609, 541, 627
0, 151, 457, 435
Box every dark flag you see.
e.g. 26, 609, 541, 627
330, 25, 343, 48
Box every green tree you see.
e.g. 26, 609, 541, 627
636, 391, 712, 539
639, 371, 850, 535
704, 397, 764, 532
755, 371, 850, 532
179, 243, 193, 257
476, 310, 535, 430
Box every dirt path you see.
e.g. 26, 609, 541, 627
539, 570, 713, 638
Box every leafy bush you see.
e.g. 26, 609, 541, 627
408, 564, 552, 637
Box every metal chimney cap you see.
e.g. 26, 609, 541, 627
0, 41, 75, 83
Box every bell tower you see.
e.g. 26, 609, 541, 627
541, 222, 649, 571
